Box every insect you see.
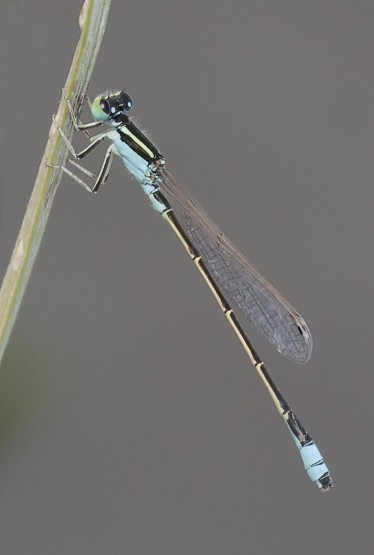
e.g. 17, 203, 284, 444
52, 89, 333, 490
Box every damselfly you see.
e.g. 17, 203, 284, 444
52, 90, 333, 491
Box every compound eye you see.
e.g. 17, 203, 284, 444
120, 91, 133, 111
99, 98, 110, 114
91, 95, 112, 121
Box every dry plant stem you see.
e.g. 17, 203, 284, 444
0, 0, 112, 365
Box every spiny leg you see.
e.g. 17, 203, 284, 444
87, 144, 115, 193
50, 103, 116, 194
62, 87, 103, 134
52, 114, 107, 160
49, 144, 116, 194
50, 164, 96, 193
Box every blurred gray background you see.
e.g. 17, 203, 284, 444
1, 1, 373, 553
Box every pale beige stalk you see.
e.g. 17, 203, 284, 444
0, 0, 112, 364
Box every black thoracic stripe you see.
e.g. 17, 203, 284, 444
117, 122, 163, 164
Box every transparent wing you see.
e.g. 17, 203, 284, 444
159, 168, 312, 364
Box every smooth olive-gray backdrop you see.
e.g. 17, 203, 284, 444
1, 1, 373, 553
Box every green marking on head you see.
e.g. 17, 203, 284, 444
91, 95, 110, 121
